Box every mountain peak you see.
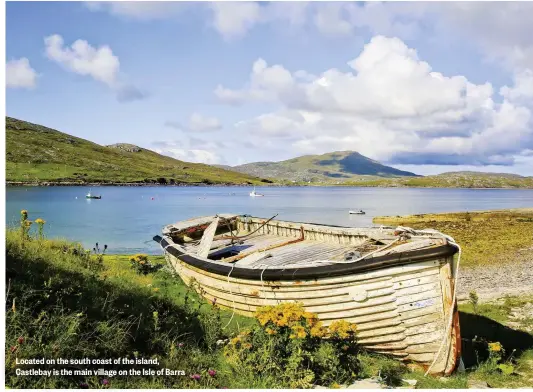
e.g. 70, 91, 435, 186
227, 150, 418, 182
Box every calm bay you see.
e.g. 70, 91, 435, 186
6, 186, 533, 254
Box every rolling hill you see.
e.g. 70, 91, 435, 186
5, 117, 266, 185
349, 171, 533, 188
218, 151, 418, 183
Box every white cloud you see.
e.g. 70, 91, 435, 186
188, 113, 222, 132
152, 140, 222, 164
160, 148, 221, 165
44, 34, 146, 102
6, 58, 38, 89
45, 34, 119, 86
226, 36, 533, 168
434, 3, 533, 72
209, 2, 261, 40
215, 58, 294, 104
313, 3, 353, 37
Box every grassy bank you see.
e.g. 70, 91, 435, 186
6, 117, 266, 186
346, 173, 533, 189
373, 208, 533, 268
6, 212, 533, 388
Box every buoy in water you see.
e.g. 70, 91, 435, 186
151, 197, 154, 200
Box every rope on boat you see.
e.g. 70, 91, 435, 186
425, 237, 461, 376
259, 263, 270, 298
222, 263, 237, 330
393, 226, 462, 377
217, 214, 279, 240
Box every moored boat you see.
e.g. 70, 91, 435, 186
349, 210, 366, 215
249, 186, 264, 197
86, 189, 102, 199
154, 214, 461, 375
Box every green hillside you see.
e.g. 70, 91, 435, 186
6, 117, 266, 185
350, 171, 533, 188
222, 151, 418, 183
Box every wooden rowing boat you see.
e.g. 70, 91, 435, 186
154, 214, 461, 375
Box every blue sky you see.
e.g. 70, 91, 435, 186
6, 2, 533, 175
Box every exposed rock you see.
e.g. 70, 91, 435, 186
107, 143, 142, 153
467, 379, 490, 389
346, 378, 383, 389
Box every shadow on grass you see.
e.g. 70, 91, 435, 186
459, 311, 533, 368
6, 251, 208, 357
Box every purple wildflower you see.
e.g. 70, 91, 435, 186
80, 382, 89, 389
178, 342, 184, 348
190, 374, 201, 381
102, 379, 109, 386
208, 369, 217, 377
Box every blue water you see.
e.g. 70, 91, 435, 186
6, 186, 533, 254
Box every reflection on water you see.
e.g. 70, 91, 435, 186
6, 186, 533, 254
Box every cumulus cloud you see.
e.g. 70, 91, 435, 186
225, 36, 533, 167
6, 58, 38, 89
434, 2, 533, 72
209, 2, 261, 40
44, 34, 146, 102
165, 113, 222, 132
152, 140, 222, 164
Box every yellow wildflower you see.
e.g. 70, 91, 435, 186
489, 342, 502, 352
153, 288, 159, 292
21, 210, 28, 217
310, 323, 328, 338
328, 320, 357, 339
331, 383, 341, 389
35, 218, 46, 224
290, 325, 307, 339
265, 327, 277, 335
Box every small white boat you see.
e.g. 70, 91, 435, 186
249, 186, 264, 197
86, 189, 102, 199
349, 210, 365, 215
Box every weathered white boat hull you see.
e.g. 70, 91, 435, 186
157, 216, 460, 375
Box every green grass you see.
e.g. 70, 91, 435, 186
373, 209, 533, 267
5, 229, 255, 388
6, 116, 267, 185
6, 219, 533, 388
346, 172, 533, 188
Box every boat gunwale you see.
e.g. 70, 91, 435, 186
154, 235, 457, 281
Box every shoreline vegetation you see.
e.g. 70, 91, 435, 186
5, 208, 533, 388
373, 208, 533, 268
6, 180, 533, 189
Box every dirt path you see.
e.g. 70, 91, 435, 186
457, 249, 533, 303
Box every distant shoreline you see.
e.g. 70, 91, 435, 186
6, 181, 533, 190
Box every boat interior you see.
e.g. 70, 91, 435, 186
162, 214, 446, 270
